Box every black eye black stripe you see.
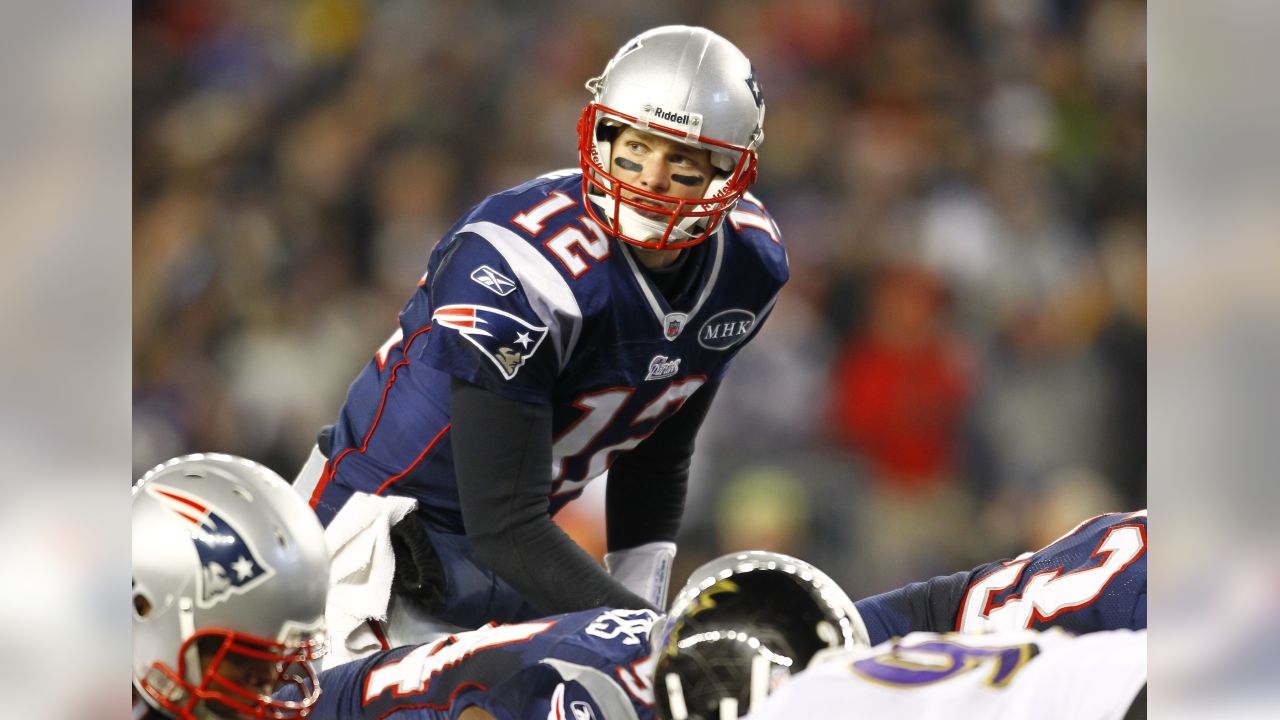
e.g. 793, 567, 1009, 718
614, 157, 704, 187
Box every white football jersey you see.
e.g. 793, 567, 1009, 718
745, 628, 1146, 720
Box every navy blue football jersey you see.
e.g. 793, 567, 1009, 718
306, 170, 788, 526
855, 510, 1147, 644
291, 608, 659, 719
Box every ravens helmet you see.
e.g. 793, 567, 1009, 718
652, 551, 868, 719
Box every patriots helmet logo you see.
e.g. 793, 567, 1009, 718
433, 304, 550, 380
746, 63, 764, 109
147, 484, 275, 608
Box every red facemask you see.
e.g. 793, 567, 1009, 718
139, 628, 326, 719
577, 103, 759, 250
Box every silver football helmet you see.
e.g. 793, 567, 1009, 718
132, 453, 330, 719
578, 25, 766, 250
652, 551, 868, 719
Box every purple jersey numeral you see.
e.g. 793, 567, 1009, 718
852, 638, 1038, 688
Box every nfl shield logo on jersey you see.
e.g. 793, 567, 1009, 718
664, 312, 688, 340
146, 484, 275, 608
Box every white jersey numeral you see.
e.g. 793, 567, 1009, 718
616, 653, 658, 706
552, 378, 707, 486
728, 208, 780, 243
544, 220, 611, 278
958, 523, 1146, 632
363, 621, 553, 701
513, 194, 610, 279
513, 191, 576, 235
375, 328, 405, 370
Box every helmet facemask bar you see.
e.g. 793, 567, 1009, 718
140, 628, 326, 719
578, 102, 759, 251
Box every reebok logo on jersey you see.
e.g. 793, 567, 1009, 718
433, 304, 548, 380
146, 484, 274, 608
470, 265, 517, 296
697, 309, 757, 350
645, 355, 682, 381
570, 701, 597, 720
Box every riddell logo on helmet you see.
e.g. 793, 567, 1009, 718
653, 107, 692, 125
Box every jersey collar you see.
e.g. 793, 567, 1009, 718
616, 226, 725, 342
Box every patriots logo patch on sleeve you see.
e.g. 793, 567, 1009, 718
146, 484, 274, 608
433, 304, 550, 379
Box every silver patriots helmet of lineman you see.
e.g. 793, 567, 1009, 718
132, 453, 330, 719
578, 25, 766, 251
652, 551, 869, 720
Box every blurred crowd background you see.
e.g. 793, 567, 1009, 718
133, 0, 1145, 600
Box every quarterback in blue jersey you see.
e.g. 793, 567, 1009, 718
293, 25, 787, 639
853, 510, 1148, 644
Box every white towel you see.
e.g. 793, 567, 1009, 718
605, 540, 677, 609
320, 491, 418, 668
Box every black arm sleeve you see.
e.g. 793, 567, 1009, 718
605, 381, 720, 551
450, 378, 657, 614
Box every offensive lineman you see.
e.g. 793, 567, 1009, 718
276, 552, 861, 720
853, 509, 1148, 644
289, 514, 1149, 720
742, 628, 1147, 720
293, 25, 787, 644
280, 608, 662, 720
651, 513, 1148, 718
132, 454, 331, 720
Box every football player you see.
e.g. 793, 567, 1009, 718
852, 509, 1148, 644
293, 24, 786, 647
651, 512, 1148, 719
132, 454, 331, 720
743, 628, 1147, 719
281, 607, 660, 720
652, 551, 869, 720
276, 552, 858, 720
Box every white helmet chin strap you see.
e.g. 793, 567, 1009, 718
178, 596, 202, 688
587, 194, 701, 245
